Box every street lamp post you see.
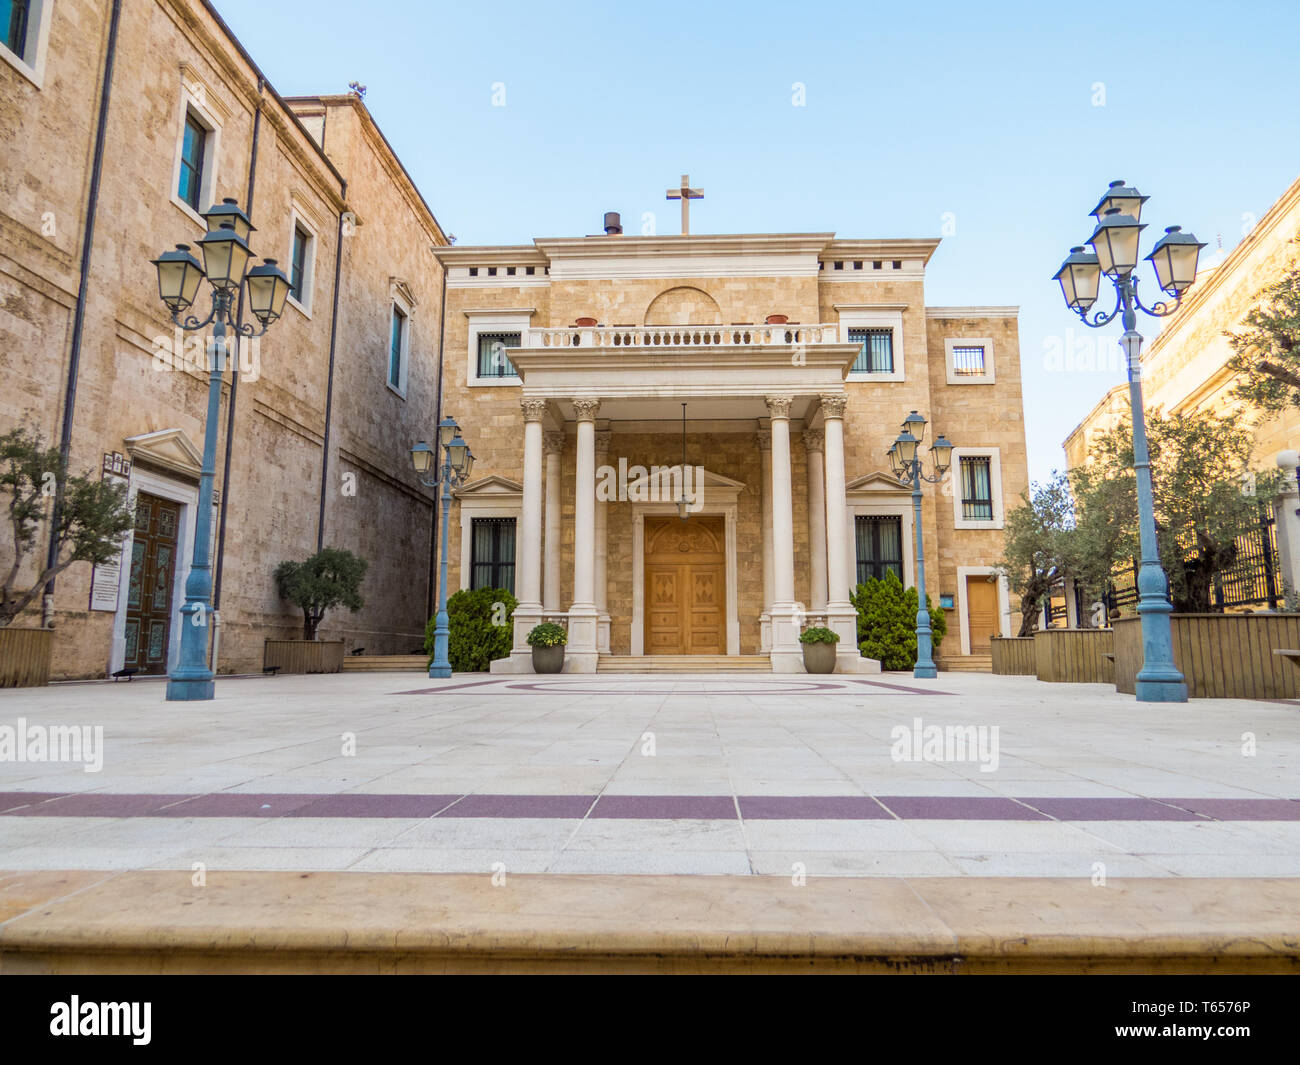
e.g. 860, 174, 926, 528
888, 412, 953, 680
412, 418, 475, 678
1054, 180, 1206, 703
151, 199, 290, 701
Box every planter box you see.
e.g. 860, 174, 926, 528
1113, 614, 1300, 699
1033, 628, 1114, 684
263, 639, 345, 675
0, 627, 53, 688
990, 637, 1036, 676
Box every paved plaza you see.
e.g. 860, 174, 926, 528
1, 670, 1297, 879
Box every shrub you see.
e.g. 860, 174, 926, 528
526, 622, 567, 647
798, 626, 840, 644
426, 586, 516, 672
851, 572, 947, 670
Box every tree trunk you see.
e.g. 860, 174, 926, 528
302, 609, 317, 641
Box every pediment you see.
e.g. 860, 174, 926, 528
124, 429, 203, 479
846, 470, 911, 495
455, 474, 523, 498
626, 465, 745, 493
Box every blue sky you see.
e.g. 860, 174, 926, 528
215, 0, 1300, 484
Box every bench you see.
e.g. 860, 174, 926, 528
262, 665, 282, 676
111, 668, 138, 682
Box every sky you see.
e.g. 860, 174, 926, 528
214, 0, 1300, 485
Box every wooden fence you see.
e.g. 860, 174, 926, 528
0, 627, 52, 688
263, 640, 345, 675
1033, 629, 1114, 684
990, 637, 1036, 675
1113, 614, 1300, 699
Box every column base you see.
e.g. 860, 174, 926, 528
768, 604, 804, 672
1135, 670, 1188, 703
564, 603, 599, 673
759, 612, 772, 654
597, 613, 611, 655
165, 676, 215, 701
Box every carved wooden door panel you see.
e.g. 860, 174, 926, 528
644, 516, 725, 654
124, 492, 181, 674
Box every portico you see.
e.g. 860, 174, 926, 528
488, 324, 878, 673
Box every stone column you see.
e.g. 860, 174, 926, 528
766, 396, 802, 671
804, 428, 828, 613
542, 431, 565, 614
821, 393, 875, 673
494, 396, 546, 673
1274, 451, 1300, 608
594, 429, 611, 653
566, 398, 601, 671
757, 427, 774, 652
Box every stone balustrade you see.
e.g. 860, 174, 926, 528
529, 323, 840, 349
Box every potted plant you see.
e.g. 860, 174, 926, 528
1, 427, 133, 687
799, 626, 840, 673
575, 317, 598, 327
527, 621, 567, 673
269, 547, 367, 673
765, 313, 789, 325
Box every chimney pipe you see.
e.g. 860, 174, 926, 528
603, 211, 622, 235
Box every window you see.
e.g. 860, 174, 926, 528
286, 214, 317, 313
945, 336, 995, 383
177, 111, 208, 210
855, 515, 903, 584
470, 518, 516, 593
951, 344, 986, 376
289, 225, 310, 302
959, 456, 993, 521
388, 304, 407, 392
477, 331, 520, 379
3, 0, 29, 56
848, 327, 893, 374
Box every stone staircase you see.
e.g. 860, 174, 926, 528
937, 655, 993, 673
597, 655, 772, 674
340, 654, 428, 672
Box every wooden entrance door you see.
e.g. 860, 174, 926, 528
124, 492, 181, 675
965, 575, 999, 654
644, 515, 725, 655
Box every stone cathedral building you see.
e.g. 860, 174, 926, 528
1, 0, 1029, 679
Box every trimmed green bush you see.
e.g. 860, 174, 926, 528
798, 626, 840, 644
850, 572, 947, 671
526, 622, 567, 647
426, 586, 516, 672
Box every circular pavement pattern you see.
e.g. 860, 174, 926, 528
503, 678, 855, 695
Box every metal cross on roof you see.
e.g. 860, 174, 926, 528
665, 174, 704, 235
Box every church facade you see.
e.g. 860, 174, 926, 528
436, 224, 1029, 671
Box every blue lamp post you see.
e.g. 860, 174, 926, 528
888, 412, 954, 679
412, 418, 475, 678
1054, 180, 1206, 703
151, 199, 291, 701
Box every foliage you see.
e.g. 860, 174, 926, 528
997, 471, 1083, 636
425, 586, 517, 672
850, 571, 946, 670
798, 625, 840, 644
1226, 251, 1300, 414
1070, 410, 1278, 613
1, 426, 134, 627
273, 547, 367, 640
526, 621, 567, 647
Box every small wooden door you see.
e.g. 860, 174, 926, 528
644, 515, 725, 655
965, 575, 999, 654
124, 492, 181, 675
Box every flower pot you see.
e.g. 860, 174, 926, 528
0, 626, 53, 687
802, 641, 837, 674
575, 317, 598, 327
532, 644, 565, 673
765, 314, 789, 325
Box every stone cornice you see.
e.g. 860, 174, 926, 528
925, 306, 1020, 319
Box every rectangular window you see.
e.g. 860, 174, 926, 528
177, 111, 208, 210
388, 305, 407, 390
960, 456, 994, 521
289, 224, 310, 303
848, 327, 894, 374
2, 0, 29, 56
477, 331, 520, 378
951, 344, 987, 377
855, 515, 904, 585
471, 518, 516, 593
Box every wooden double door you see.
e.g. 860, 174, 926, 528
124, 491, 181, 675
644, 515, 726, 655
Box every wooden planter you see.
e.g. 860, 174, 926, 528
1033, 628, 1114, 684
1113, 613, 1300, 699
990, 637, 1036, 675
0, 627, 53, 688
263, 639, 345, 675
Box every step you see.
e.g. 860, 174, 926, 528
341, 655, 428, 672
937, 656, 993, 673
597, 656, 772, 673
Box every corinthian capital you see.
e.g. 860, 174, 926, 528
543, 431, 566, 454
571, 398, 601, 422
764, 395, 793, 420
819, 393, 848, 419
803, 428, 825, 453
520, 397, 548, 423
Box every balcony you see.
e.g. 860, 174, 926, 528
530, 323, 840, 349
